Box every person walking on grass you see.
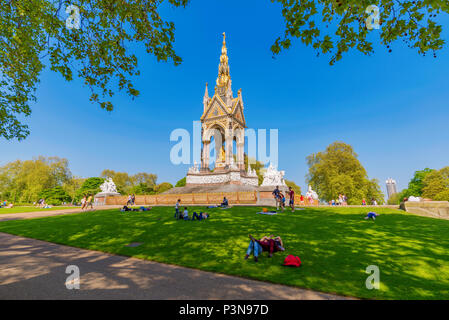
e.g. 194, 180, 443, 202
81, 196, 87, 210
86, 194, 94, 211
288, 186, 295, 212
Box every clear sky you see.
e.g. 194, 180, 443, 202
1, 0, 448, 197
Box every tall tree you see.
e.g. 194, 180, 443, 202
75, 177, 103, 199
63, 176, 86, 203
154, 182, 173, 194
306, 141, 384, 203
398, 168, 434, 199
132, 172, 157, 188
0, 156, 71, 203
422, 166, 449, 199
1, 0, 188, 140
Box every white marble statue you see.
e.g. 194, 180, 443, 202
100, 177, 118, 194
305, 185, 319, 200
261, 163, 287, 186
188, 161, 200, 174
247, 166, 257, 177
229, 158, 239, 170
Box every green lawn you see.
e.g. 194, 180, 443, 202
0, 206, 75, 214
0, 206, 448, 299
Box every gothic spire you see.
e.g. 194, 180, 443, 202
216, 32, 231, 89
203, 82, 209, 112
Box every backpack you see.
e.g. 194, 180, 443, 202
283, 255, 301, 267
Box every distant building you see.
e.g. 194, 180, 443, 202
386, 178, 398, 199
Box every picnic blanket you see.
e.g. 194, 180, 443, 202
257, 211, 278, 215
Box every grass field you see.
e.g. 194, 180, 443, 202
0, 206, 75, 214
0, 206, 448, 299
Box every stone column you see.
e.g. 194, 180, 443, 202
237, 142, 245, 170
225, 135, 233, 167
202, 141, 210, 171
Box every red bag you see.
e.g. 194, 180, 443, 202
283, 255, 301, 267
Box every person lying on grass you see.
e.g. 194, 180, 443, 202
365, 212, 379, 220
192, 212, 210, 221
245, 234, 285, 262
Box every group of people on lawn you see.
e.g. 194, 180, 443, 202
174, 199, 210, 221
0, 200, 13, 208
173, 198, 285, 263
80, 195, 94, 210
272, 186, 296, 212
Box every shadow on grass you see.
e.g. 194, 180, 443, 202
0, 206, 448, 299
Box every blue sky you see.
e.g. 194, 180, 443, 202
1, 0, 448, 197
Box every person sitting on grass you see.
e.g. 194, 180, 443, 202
220, 197, 229, 208
245, 234, 285, 262
183, 207, 189, 220
365, 212, 379, 220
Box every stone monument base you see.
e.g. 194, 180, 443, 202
163, 184, 258, 195
404, 201, 449, 220
258, 185, 290, 206
94, 192, 121, 206
186, 167, 258, 187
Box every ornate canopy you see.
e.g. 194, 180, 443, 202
200, 33, 246, 171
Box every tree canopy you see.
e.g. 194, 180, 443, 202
1, 0, 188, 140
39, 186, 71, 205
306, 141, 384, 204
154, 182, 173, 194
396, 167, 434, 200
0, 156, 71, 203
2, 1, 447, 140
271, 0, 448, 64
75, 177, 104, 199
285, 179, 302, 195
422, 166, 449, 199
175, 177, 186, 188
